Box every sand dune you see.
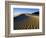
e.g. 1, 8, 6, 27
14, 14, 39, 30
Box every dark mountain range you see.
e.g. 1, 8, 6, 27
32, 11, 39, 15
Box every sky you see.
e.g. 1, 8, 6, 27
13, 8, 39, 17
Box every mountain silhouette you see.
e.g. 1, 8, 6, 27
32, 11, 39, 15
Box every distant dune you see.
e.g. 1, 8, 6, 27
14, 14, 39, 30
14, 14, 29, 22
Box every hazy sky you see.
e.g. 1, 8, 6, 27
13, 8, 39, 17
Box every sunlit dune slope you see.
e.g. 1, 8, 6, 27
14, 14, 39, 30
